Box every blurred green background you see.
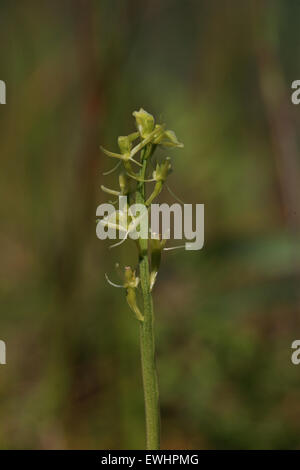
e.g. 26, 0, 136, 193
1, 0, 300, 449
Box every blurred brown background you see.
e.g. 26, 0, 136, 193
0, 0, 300, 449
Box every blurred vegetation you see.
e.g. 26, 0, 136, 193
0, 0, 300, 449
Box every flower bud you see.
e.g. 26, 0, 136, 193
118, 172, 129, 195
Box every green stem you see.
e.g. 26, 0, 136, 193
136, 145, 160, 450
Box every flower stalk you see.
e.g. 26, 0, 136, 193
100, 108, 183, 450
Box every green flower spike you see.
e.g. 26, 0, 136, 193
100, 108, 184, 450
124, 267, 144, 322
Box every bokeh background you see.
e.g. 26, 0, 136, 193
1, 0, 300, 449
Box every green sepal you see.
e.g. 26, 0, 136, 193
133, 108, 155, 138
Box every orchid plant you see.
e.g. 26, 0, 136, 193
100, 109, 183, 450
